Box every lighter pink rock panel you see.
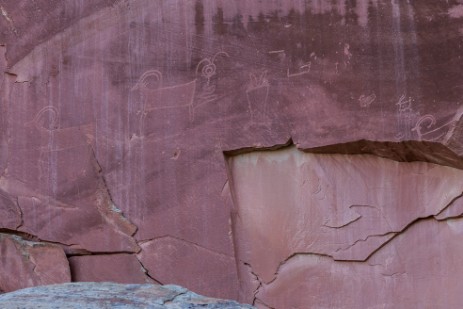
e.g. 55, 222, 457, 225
227, 146, 463, 305
258, 218, 463, 308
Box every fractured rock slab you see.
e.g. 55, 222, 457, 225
138, 236, 239, 300
0, 234, 71, 293
227, 146, 463, 303
257, 218, 463, 308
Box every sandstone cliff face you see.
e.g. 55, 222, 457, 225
0, 0, 463, 308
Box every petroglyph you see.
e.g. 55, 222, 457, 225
412, 105, 463, 152
131, 52, 228, 133
246, 70, 270, 120
287, 62, 311, 78
343, 43, 352, 67
359, 93, 376, 108
196, 52, 229, 83
396, 94, 419, 141
132, 70, 197, 132
195, 51, 230, 107
32, 106, 60, 131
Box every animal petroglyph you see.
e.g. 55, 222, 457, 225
196, 51, 229, 84
131, 52, 229, 133
195, 51, 230, 106
359, 93, 376, 108
132, 70, 197, 132
287, 62, 311, 78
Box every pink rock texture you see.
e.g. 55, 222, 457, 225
138, 236, 239, 300
257, 218, 463, 309
68, 254, 153, 284
0, 0, 462, 307
0, 234, 71, 293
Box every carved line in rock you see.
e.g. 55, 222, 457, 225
246, 69, 270, 122
395, 93, 463, 152
412, 105, 463, 151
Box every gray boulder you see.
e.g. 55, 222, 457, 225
0, 282, 255, 309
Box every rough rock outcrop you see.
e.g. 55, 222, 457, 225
0, 282, 254, 308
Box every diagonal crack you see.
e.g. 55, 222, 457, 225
89, 146, 138, 237
162, 290, 189, 305
334, 231, 398, 254
242, 262, 263, 306
265, 212, 463, 290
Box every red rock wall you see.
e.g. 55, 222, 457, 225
1, 0, 463, 307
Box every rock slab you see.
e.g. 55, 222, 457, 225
0, 234, 71, 293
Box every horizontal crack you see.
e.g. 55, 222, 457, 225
266, 212, 463, 287
138, 235, 234, 259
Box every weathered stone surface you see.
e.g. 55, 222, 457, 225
0, 234, 71, 293
68, 254, 153, 284
0, 189, 21, 230
0, 282, 254, 308
0, 0, 463, 306
228, 146, 463, 278
256, 218, 463, 309
138, 236, 239, 300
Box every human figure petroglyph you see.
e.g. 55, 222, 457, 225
247, 69, 269, 92
246, 69, 270, 120
396, 94, 414, 114
396, 94, 419, 141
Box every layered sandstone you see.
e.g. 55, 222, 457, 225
0, 1, 463, 308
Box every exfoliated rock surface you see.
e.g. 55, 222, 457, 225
0, 0, 463, 307
227, 146, 463, 306
0, 234, 71, 293
0, 282, 255, 309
